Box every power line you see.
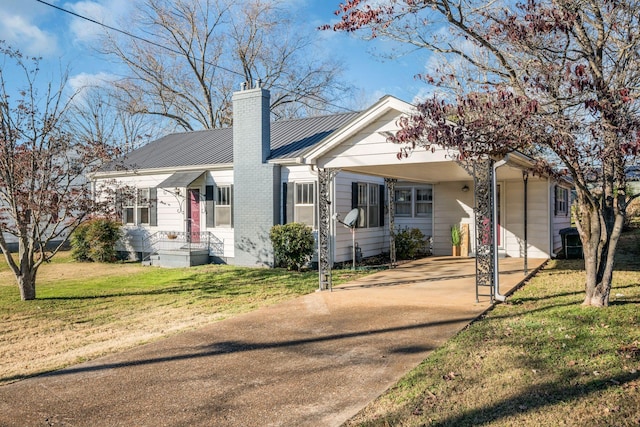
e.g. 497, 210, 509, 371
35, 0, 356, 114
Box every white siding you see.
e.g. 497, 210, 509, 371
204, 170, 235, 259
393, 182, 434, 248
98, 169, 238, 260
332, 171, 388, 263
502, 179, 550, 258
432, 181, 475, 256
318, 110, 451, 170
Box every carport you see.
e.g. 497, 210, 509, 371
299, 96, 542, 302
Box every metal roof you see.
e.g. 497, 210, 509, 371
157, 171, 206, 188
102, 112, 359, 172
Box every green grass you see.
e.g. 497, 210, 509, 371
345, 230, 640, 426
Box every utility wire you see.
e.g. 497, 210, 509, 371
35, 0, 357, 113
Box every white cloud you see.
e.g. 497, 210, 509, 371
69, 71, 117, 92
66, 0, 133, 43
0, 9, 59, 56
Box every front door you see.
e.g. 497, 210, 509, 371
188, 189, 200, 243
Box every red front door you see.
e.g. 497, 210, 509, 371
188, 189, 200, 243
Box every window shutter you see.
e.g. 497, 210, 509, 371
205, 185, 215, 228
379, 184, 385, 227
282, 183, 287, 223
149, 188, 157, 226
230, 184, 234, 227
115, 189, 124, 224
554, 185, 558, 216
283, 182, 294, 224
351, 182, 358, 209
314, 181, 318, 229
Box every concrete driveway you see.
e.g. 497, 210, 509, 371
0, 257, 545, 427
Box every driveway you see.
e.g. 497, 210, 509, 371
0, 257, 546, 427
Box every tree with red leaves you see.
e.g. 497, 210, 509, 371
328, 0, 640, 307
0, 44, 116, 300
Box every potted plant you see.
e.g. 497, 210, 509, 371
167, 232, 178, 240
451, 224, 461, 256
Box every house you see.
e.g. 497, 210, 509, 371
93, 82, 572, 272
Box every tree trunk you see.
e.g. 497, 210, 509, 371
17, 240, 38, 301
577, 185, 623, 307
18, 272, 37, 301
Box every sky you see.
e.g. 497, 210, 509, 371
0, 0, 433, 111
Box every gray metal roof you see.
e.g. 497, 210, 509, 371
102, 111, 359, 172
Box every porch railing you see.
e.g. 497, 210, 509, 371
141, 231, 224, 263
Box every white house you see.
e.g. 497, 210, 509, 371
93, 83, 572, 271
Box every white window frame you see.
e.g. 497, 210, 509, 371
394, 188, 412, 217
137, 188, 150, 225
556, 186, 569, 216
294, 182, 315, 228
215, 185, 232, 227
394, 185, 433, 218
415, 187, 433, 218
357, 182, 381, 228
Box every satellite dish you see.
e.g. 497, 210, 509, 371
343, 208, 359, 228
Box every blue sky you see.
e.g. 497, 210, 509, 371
0, 0, 432, 109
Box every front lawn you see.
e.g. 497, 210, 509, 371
345, 230, 640, 426
0, 255, 368, 385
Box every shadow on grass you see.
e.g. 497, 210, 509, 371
421, 371, 640, 427
36, 268, 318, 301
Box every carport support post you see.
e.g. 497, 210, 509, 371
318, 168, 337, 291
385, 178, 397, 268
474, 158, 496, 303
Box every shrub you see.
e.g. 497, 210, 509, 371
269, 223, 315, 271
71, 219, 122, 263
394, 227, 427, 260
70, 222, 91, 262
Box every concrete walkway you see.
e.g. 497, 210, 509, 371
0, 257, 546, 427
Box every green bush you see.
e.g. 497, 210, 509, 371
70, 222, 91, 262
269, 223, 315, 271
394, 227, 427, 260
71, 219, 122, 263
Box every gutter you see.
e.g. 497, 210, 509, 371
493, 155, 509, 302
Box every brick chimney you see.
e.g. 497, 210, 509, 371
232, 81, 280, 267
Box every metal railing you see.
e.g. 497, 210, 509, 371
141, 231, 224, 263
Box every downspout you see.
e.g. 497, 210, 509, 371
493, 156, 509, 302
523, 171, 528, 275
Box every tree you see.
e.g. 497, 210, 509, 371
70, 85, 162, 154
0, 44, 115, 300
100, 0, 350, 131
328, 0, 640, 307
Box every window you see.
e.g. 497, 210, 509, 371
295, 182, 315, 227
394, 188, 412, 217
555, 186, 569, 216
137, 188, 150, 225
283, 182, 316, 228
118, 187, 156, 226
353, 182, 383, 228
368, 183, 380, 227
394, 186, 433, 218
123, 190, 135, 225
415, 187, 433, 217
215, 186, 232, 227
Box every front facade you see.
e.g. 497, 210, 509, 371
94, 83, 572, 268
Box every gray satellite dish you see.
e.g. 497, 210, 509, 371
333, 208, 360, 270
343, 208, 359, 228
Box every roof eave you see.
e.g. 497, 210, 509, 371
92, 163, 233, 179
